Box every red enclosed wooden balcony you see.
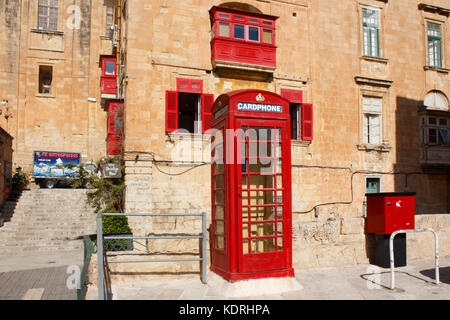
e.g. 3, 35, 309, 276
209, 6, 278, 73
100, 55, 117, 97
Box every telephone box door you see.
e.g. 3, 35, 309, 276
236, 118, 292, 274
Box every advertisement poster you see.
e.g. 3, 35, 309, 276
33, 151, 81, 178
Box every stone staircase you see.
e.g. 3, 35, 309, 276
0, 188, 96, 255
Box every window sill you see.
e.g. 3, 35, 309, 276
35, 94, 56, 99
357, 143, 391, 152
361, 56, 389, 64
167, 132, 211, 142
30, 28, 64, 36
424, 66, 450, 74
291, 140, 311, 147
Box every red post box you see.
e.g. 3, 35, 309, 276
210, 89, 294, 281
366, 192, 416, 234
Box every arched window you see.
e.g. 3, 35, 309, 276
424, 91, 449, 111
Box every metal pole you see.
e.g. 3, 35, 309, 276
389, 228, 440, 290
97, 214, 105, 300
201, 212, 207, 284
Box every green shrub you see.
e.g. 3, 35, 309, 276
102, 211, 132, 235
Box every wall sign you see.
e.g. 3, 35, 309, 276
237, 102, 283, 113
103, 162, 121, 178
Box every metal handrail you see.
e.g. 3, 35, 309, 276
97, 212, 207, 300
389, 228, 439, 290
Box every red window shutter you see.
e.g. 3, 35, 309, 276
166, 91, 178, 132
301, 103, 313, 141
280, 89, 291, 101
177, 78, 203, 94
280, 89, 302, 103
202, 94, 215, 133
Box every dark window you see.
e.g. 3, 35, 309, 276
178, 93, 201, 134
289, 103, 301, 140
234, 24, 245, 39
39, 65, 53, 94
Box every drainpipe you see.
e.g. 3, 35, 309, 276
116, 0, 121, 98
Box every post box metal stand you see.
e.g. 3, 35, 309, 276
366, 192, 416, 268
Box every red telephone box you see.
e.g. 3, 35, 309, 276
210, 89, 294, 281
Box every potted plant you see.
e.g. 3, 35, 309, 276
12, 167, 29, 190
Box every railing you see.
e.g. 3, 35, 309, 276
389, 228, 440, 290
97, 212, 207, 300
77, 235, 96, 300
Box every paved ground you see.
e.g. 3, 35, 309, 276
0, 249, 83, 300
1, 248, 449, 300
86, 256, 450, 300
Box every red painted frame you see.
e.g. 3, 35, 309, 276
210, 89, 294, 281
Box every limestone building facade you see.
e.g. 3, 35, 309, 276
114, 0, 450, 269
0, 0, 116, 171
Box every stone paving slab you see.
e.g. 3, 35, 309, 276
0, 265, 78, 300
0, 249, 83, 300
86, 256, 450, 300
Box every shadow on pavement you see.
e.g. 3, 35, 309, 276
420, 266, 450, 284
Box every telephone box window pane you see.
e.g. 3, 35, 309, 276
249, 206, 274, 221
234, 24, 245, 39
251, 238, 275, 253
215, 206, 224, 219
429, 117, 437, 125
276, 159, 282, 173
216, 190, 224, 204
262, 29, 273, 43
242, 175, 248, 189
249, 190, 275, 205
215, 175, 224, 189
277, 237, 283, 250
242, 191, 248, 205
276, 192, 283, 204
216, 221, 224, 235
276, 175, 283, 189
243, 240, 249, 254
234, 16, 245, 21
242, 223, 249, 238
215, 236, 224, 250
251, 223, 275, 236
215, 163, 224, 174
105, 61, 115, 75
276, 206, 283, 220
263, 20, 273, 25
218, 22, 230, 37
277, 222, 283, 235
242, 206, 249, 221
439, 119, 447, 126
249, 175, 274, 189
248, 26, 259, 41
249, 18, 259, 24
249, 159, 276, 173
219, 13, 230, 19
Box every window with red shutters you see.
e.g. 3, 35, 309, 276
302, 103, 313, 141
165, 79, 214, 134
281, 89, 307, 140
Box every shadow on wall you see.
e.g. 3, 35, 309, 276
394, 96, 449, 214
